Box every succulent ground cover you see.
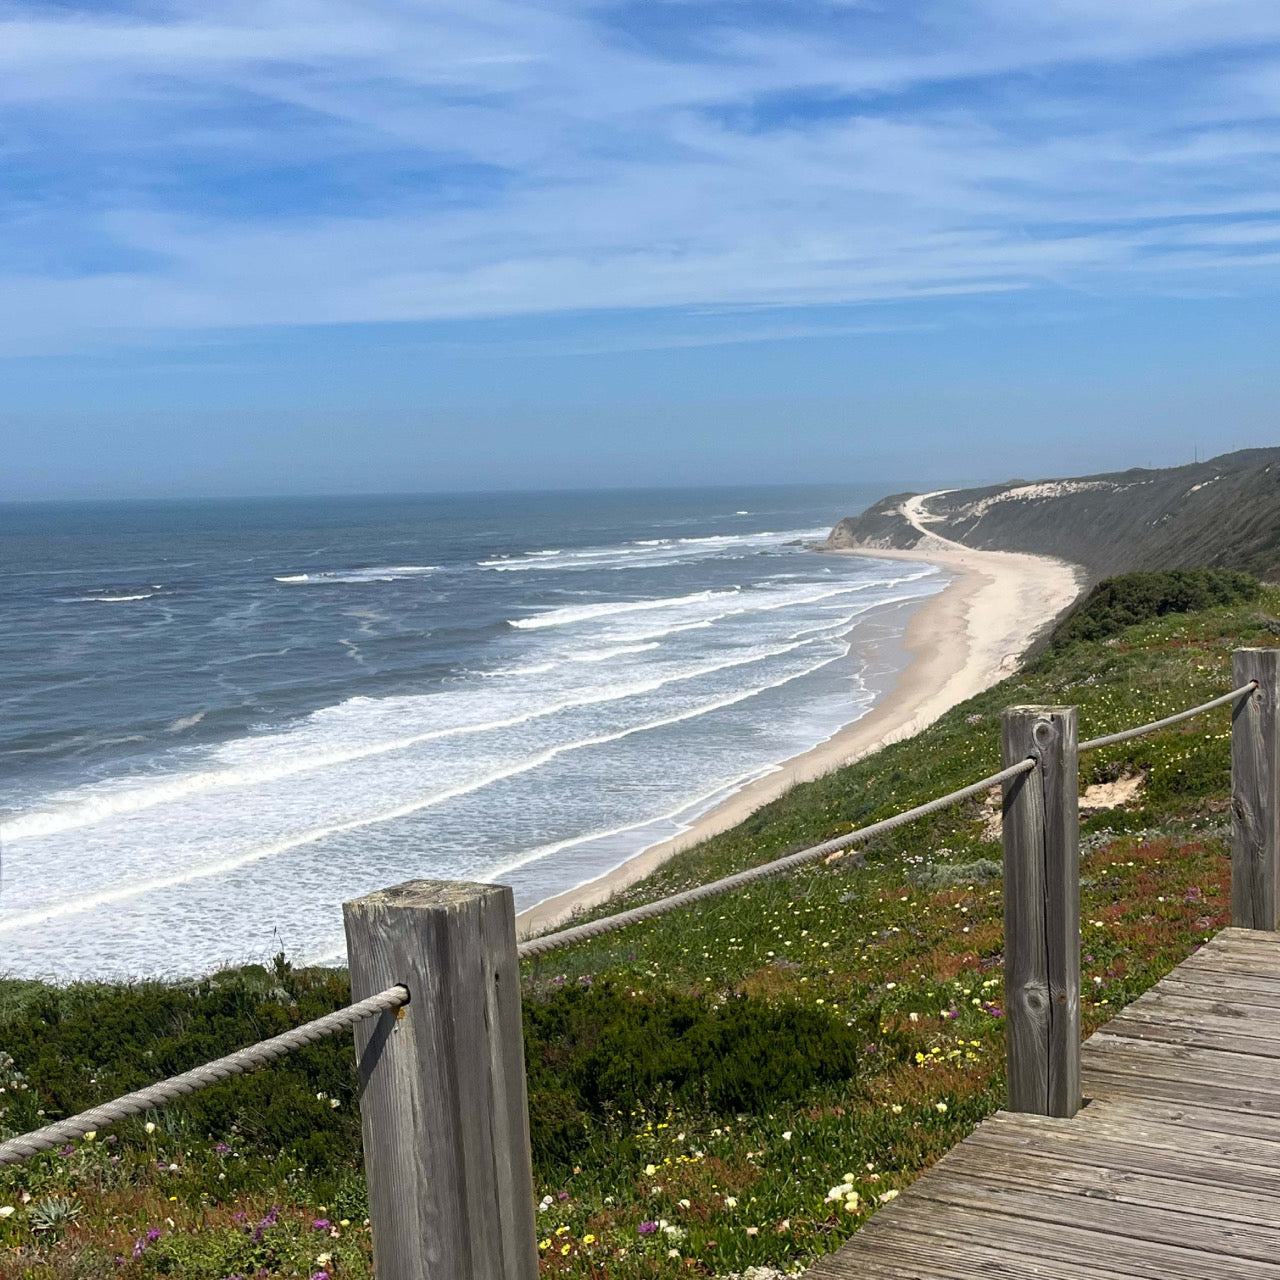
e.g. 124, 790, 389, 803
0, 574, 1270, 1279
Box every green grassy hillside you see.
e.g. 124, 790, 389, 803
1, 575, 1274, 1279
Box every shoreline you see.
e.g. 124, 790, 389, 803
515, 538, 1084, 939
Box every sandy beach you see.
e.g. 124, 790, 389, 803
516, 517, 1085, 938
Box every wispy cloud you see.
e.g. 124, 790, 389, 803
2, 0, 1280, 354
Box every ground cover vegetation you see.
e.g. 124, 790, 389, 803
1, 571, 1273, 1279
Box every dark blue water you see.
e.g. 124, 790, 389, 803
0, 486, 942, 977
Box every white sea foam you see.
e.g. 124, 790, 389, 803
0, 635, 821, 844
508, 589, 734, 629
0, 637, 853, 935
274, 566, 437, 584
61, 592, 156, 603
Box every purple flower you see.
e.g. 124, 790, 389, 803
311, 1218, 330, 1230
638, 1220, 658, 1235
59, 1144, 75, 1156
214, 1142, 232, 1156
249, 1206, 279, 1244
310, 1273, 331, 1280
147, 1228, 162, 1242
557, 1192, 569, 1201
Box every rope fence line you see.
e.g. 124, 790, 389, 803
517, 758, 1036, 960
0, 677, 1256, 1173
0, 984, 408, 1169
1078, 680, 1256, 752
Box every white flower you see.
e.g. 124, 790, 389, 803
724, 1196, 738, 1208
83, 1131, 96, 1142
667, 1248, 680, 1258
0, 1206, 14, 1218
781, 1130, 792, 1141
678, 1198, 690, 1209
879, 1189, 900, 1203
144, 1122, 156, 1134
935, 1102, 948, 1113
643, 1163, 657, 1176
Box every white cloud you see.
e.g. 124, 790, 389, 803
1, 0, 1279, 353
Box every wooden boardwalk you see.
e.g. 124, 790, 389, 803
810, 928, 1280, 1279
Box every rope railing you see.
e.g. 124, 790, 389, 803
0, 983, 408, 1169
0, 675, 1258, 1175
1078, 680, 1255, 752
517, 757, 1036, 960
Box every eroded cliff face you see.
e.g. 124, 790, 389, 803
822, 448, 1280, 582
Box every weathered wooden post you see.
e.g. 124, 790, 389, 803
344, 881, 538, 1280
1232, 649, 1280, 931
1001, 706, 1081, 1117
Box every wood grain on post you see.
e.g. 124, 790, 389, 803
1232, 649, 1280, 931
343, 880, 538, 1280
1002, 706, 1081, 1118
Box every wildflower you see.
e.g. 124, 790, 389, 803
312, 1219, 330, 1231
583, 1233, 596, 1244
935, 1102, 948, 1113
314, 1253, 332, 1267
538, 1195, 553, 1212
678, 1198, 690, 1209
0, 1207, 13, 1218
84, 1131, 96, 1142
879, 1189, 900, 1203
782, 1130, 792, 1141
724, 1196, 738, 1208
560, 1244, 570, 1255
891, 1104, 903, 1114
144, 1122, 156, 1134
538, 1239, 551, 1250
745, 1226, 759, 1236
644, 1163, 657, 1175
638, 1220, 658, 1235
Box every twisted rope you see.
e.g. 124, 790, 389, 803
0, 984, 408, 1168
1079, 681, 1256, 752
518, 758, 1035, 960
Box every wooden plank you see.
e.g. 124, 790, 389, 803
1119, 986, 1280, 1027
1099, 1011, 1280, 1059
1083, 1030, 1280, 1085
1075, 1096, 1280, 1143
1152, 976, 1280, 1008
822, 1194, 1280, 1280
1176, 948, 1280, 978
344, 880, 538, 1280
1232, 649, 1280, 931
1085, 1067, 1280, 1115
970, 1118, 1280, 1196
937, 1139, 1280, 1228
910, 1173, 1280, 1264
1002, 705, 1080, 1116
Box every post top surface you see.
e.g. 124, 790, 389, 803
343, 879, 510, 913
1002, 705, 1076, 716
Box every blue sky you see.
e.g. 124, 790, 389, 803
3, 0, 1280, 498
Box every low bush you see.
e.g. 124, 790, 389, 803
524, 982, 877, 1172
1050, 569, 1259, 649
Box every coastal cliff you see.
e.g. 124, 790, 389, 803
827, 448, 1280, 581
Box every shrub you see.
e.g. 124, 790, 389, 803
523, 982, 871, 1172
1050, 569, 1259, 649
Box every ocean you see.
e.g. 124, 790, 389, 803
0, 486, 944, 978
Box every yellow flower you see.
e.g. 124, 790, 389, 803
539, 1239, 551, 1250
560, 1243, 570, 1255
583, 1233, 596, 1244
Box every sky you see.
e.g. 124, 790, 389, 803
3, 0, 1280, 498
